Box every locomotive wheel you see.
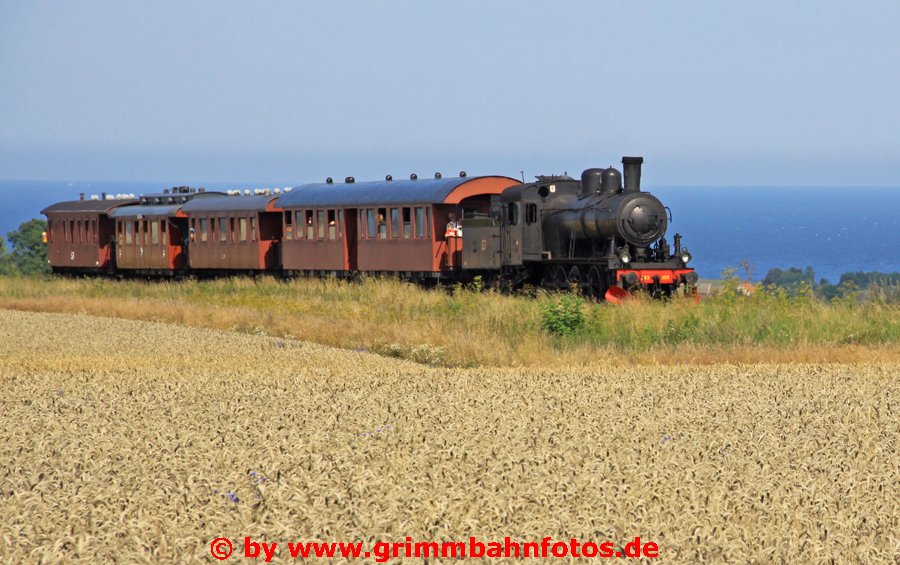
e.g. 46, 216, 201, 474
567, 266, 582, 284
587, 267, 604, 299
554, 266, 568, 290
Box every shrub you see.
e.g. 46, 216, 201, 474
541, 293, 585, 337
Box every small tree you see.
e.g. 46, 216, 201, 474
0, 235, 16, 275
7, 218, 50, 275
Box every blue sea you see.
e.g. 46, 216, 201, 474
2, 180, 898, 282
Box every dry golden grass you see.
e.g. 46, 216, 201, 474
1, 308, 898, 563
0, 275, 897, 367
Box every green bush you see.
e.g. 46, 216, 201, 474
541, 293, 586, 337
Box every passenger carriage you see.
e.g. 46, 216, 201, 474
41, 197, 137, 274
108, 189, 202, 275
181, 193, 283, 273
275, 174, 520, 277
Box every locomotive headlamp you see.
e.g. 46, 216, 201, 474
619, 250, 631, 264
680, 249, 692, 264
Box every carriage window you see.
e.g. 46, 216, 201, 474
426, 207, 432, 237
76, 220, 82, 243
305, 210, 314, 239
161, 220, 167, 241
151, 220, 159, 244
315, 210, 324, 239
230, 218, 236, 242
250, 217, 257, 241
200, 218, 208, 242
507, 203, 518, 226
402, 208, 412, 238
367, 209, 376, 238
390, 208, 399, 239
525, 203, 537, 225
284, 211, 293, 239
239, 218, 248, 242
219, 218, 227, 242
337, 210, 343, 238
377, 207, 387, 239
125, 221, 133, 244
327, 210, 336, 239
414, 207, 424, 238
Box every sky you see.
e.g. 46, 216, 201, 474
2, 1, 900, 186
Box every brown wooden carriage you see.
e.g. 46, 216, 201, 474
181, 193, 283, 271
276, 175, 520, 276
41, 197, 138, 273
108, 193, 196, 274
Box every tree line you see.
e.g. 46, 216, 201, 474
1, 219, 50, 275
762, 266, 900, 300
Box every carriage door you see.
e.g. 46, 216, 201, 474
502, 201, 523, 266
170, 217, 188, 270
343, 208, 358, 271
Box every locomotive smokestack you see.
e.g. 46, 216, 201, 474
622, 156, 643, 194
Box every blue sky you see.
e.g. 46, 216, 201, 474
2, 1, 899, 186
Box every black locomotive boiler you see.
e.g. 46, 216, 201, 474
461, 156, 698, 299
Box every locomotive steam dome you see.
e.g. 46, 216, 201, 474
617, 193, 667, 245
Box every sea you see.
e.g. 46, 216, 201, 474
2, 180, 898, 283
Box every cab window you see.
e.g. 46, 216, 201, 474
507, 203, 518, 226
525, 203, 537, 224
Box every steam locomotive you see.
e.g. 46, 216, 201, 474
463, 157, 698, 299
41, 156, 696, 300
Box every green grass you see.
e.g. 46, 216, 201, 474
0, 274, 896, 366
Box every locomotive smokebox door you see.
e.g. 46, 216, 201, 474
461, 217, 501, 269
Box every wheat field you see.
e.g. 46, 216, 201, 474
1, 309, 897, 563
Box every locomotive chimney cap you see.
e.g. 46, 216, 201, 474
622, 156, 644, 164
